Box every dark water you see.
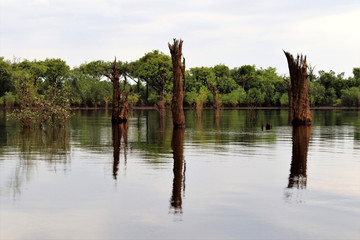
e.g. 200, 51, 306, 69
0, 109, 359, 240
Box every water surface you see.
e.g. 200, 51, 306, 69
0, 109, 359, 239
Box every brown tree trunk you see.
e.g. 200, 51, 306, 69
213, 92, 220, 110
168, 39, 186, 128
170, 127, 185, 214
288, 125, 312, 189
105, 58, 120, 122
118, 89, 130, 123
283, 51, 312, 125
157, 90, 166, 115
105, 59, 131, 123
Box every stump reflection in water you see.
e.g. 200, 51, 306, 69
288, 125, 312, 189
112, 122, 128, 180
170, 127, 186, 214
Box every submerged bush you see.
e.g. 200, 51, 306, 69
8, 83, 72, 128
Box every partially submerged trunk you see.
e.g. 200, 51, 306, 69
156, 90, 166, 116
105, 59, 121, 122
283, 51, 312, 125
105, 58, 131, 123
213, 92, 220, 111
170, 127, 185, 214
168, 39, 186, 128
288, 125, 312, 189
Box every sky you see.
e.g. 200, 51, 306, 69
1, 0, 359, 77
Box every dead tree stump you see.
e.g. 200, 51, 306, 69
105, 58, 131, 123
104, 58, 120, 122
283, 51, 312, 125
168, 39, 186, 128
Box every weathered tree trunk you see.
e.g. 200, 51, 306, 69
288, 125, 312, 189
118, 77, 131, 123
105, 58, 131, 123
157, 90, 166, 114
168, 39, 186, 128
213, 92, 220, 111
283, 51, 312, 125
105, 58, 120, 122
170, 127, 185, 214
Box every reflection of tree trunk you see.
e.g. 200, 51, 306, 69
288, 125, 312, 189
158, 110, 165, 130
168, 39, 186, 128
196, 105, 202, 119
121, 122, 128, 165
112, 122, 128, 179
214, 109, 220, 130
170, 127, 185, 214
112, 123, 121, 179
283, 51, 312, 125
213, 92, 220, 111
214, 108, 220, 119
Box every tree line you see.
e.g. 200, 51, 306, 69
1, 52, 360, 112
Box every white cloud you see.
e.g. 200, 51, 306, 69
0, 0, 359, 76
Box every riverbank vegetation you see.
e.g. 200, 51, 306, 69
1, 54, 359, 113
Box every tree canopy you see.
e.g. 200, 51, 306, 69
1, 54, 359, 110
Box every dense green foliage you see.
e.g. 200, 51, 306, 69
1, 55, 359, 110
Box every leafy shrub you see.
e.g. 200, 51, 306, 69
341, 87, 360, 107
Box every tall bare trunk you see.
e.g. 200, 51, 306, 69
168, 39, 186, 128
105, 59, 131, 123
105, 58, 120, 122
283, 51, 312, 125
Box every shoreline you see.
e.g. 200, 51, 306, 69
71, 106, 360, 110
1, 106, 359, 111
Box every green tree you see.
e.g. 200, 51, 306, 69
43, 58, 70, 87
190, 67, 220, 109
230, 65, 256, 89
246, 88, 265, 107
3, 92, 16, 108
78, 60, 108, 81
353, 68, 360, 80
0, 57, 14, 97
308, 80, 325, 106
341, 87, 360, 107
221, 87, 246, 106
132, 50, 172, 110
280, 93, 289, 106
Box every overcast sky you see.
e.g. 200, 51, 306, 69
1, 0, 359, 77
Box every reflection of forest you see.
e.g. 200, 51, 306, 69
288, 125, 312, 189
2, 109, 359, 200
170, 128, 186, 214
3, 127, 70, 198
